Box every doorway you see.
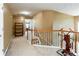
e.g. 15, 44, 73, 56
24, 19, 33, 44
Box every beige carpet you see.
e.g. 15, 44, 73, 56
6, 36, 60, 56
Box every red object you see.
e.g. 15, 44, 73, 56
64, 34, 71, 54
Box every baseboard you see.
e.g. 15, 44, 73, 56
3, 38, 12, 56
3, 46, 9, 56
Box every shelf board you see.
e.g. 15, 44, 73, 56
14, 22, 24, 36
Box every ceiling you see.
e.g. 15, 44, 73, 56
6, 3, 79, 16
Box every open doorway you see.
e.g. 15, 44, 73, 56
24, 19, 33, 43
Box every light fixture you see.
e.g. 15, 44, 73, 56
20, 11, 31, 15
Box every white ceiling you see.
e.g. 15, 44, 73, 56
6, 3, 79, 16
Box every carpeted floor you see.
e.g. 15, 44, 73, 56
6, 35, 60, 56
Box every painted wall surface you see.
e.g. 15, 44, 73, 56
33, 12, 43, 29
74, 16, 79, 42
42, 11, 54, 29
33, 11, 54, 29
3, 4, 13, 53
53, 12, 74, 30
13, 16, 25, 23
74, 16, 79, 31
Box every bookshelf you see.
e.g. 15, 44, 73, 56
14, 23, 24, 36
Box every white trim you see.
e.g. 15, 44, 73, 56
3, 38, 12, 56
32, 44, 60, 48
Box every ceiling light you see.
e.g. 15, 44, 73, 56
20, 11, 30, 15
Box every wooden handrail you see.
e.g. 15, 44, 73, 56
32, 29, 79, 53
32, 29, 79, 33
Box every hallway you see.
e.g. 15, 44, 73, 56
3, 3, 79, 56
6, 35, 60, 56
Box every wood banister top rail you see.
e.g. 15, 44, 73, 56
32, 29, 79, 33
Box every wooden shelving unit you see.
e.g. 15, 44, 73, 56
14, 23, 24, 37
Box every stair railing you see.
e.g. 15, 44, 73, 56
32, 29, 79, 54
